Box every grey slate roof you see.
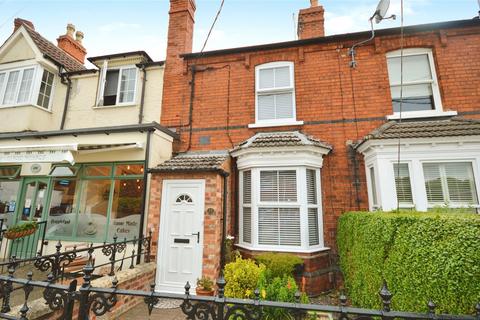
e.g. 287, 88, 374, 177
231, 131, 332, 152
22, 23, 86, 72
363, 118, 480, 141
151, 152, 229, 173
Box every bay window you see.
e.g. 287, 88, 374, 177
0, 66, 55, 109
240, 167, 323, 251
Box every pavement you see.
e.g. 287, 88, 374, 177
115, 304, 186, 320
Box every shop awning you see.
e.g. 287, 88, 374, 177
0, 144, 77, 164
0, 142, 144, 164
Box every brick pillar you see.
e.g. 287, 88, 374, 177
297, 0, 325, 39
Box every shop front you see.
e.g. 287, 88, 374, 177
0, 123, 176, 259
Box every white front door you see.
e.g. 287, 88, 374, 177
156, 180, 205, 293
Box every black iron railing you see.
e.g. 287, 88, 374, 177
0, 263, 478, 320
0, 221, 47, 273
0, 231, 152, 282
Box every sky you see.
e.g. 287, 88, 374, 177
0, 0, 478, 65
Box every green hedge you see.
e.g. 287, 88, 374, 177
337, 211, 480, 314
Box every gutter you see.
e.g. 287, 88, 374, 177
137, 65, 147, 124
148, 167, 228, 175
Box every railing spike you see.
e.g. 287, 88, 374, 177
184, 281, 191, 295
379, 280, 392, 312
427, 300, 436, 315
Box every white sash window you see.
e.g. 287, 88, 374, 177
96, 61, 138, 107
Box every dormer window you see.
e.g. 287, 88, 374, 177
0, 66, 55, 110
250, 61, 303, 128
97, 62, 137, 107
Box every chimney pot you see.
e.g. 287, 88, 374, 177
75, 31, 84, 44
57, 23, 86, 64
66, 23, 75, 38
310, 0, 318, 7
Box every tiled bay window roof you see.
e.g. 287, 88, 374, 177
150, 152, 229, 173
363, 118, 480, 141
22, 23, 86, 72
231, 131, 332, 152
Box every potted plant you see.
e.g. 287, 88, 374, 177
4, 221, 38, 240
196, 276, 215, 296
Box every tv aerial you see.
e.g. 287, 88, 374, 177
349, 0, 396, 68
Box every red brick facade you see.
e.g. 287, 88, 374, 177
149, 0, 480, 295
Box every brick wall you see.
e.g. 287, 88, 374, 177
160, 23, 480, 251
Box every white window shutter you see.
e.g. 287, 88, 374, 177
444, 163, 477, 204
308, 208, 319, 246
96, 60, 108, 106
275, 93, 294, 119
274, 66, 290, 87
242, 207, 252, 244
423, 163, 445, 203
258, 208, 301, 246
257, 95, 275, 121
242, 170, 252, 244
393, 163, 413, 205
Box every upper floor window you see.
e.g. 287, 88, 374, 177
97, 62, 137, 107
254, 62, 298, 126
386, 48, 442, 115
0, 66, 54, 110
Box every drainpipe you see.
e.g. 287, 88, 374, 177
220, 171, 230, 271
137, 129, 152, 264
60, 73, 72, 130
186, 65, 196, 151
138, 65, 147, 124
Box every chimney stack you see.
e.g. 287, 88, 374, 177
13, 18, 34, 32
57, 23, 87, 64
297, 0, 325, 39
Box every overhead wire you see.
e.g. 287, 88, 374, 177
200, 0, 225, 53
395, 0, 405, 211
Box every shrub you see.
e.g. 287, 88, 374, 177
255, 252, 303, 279
258, 274, 300, 320
224, 256, 265, 299
337, 211, 480, 314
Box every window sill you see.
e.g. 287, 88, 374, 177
0, 103, 51, 113
386, 110, 457, 120
248, 120, 304, 129
93, 103, 138, 109
236, 243, 330, 253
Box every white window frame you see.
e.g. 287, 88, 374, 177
250, 61, 303, 128
367, 165, 380, 210
96, 63, 138, 108
239, 166, 324, 252
0, 64, 55, 111
386, 48, 455, 120
420, 159, 479, 208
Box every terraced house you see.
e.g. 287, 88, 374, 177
0, 0, 479, 298
147, 0, 480, 294
0, 19, 176, 263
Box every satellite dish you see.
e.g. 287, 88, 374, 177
373, 0, 391, 23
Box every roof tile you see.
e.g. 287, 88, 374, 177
232, 131, 332, 152
151, 152, 229, 172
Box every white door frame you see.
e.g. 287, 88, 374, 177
156, 179, 205, 293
